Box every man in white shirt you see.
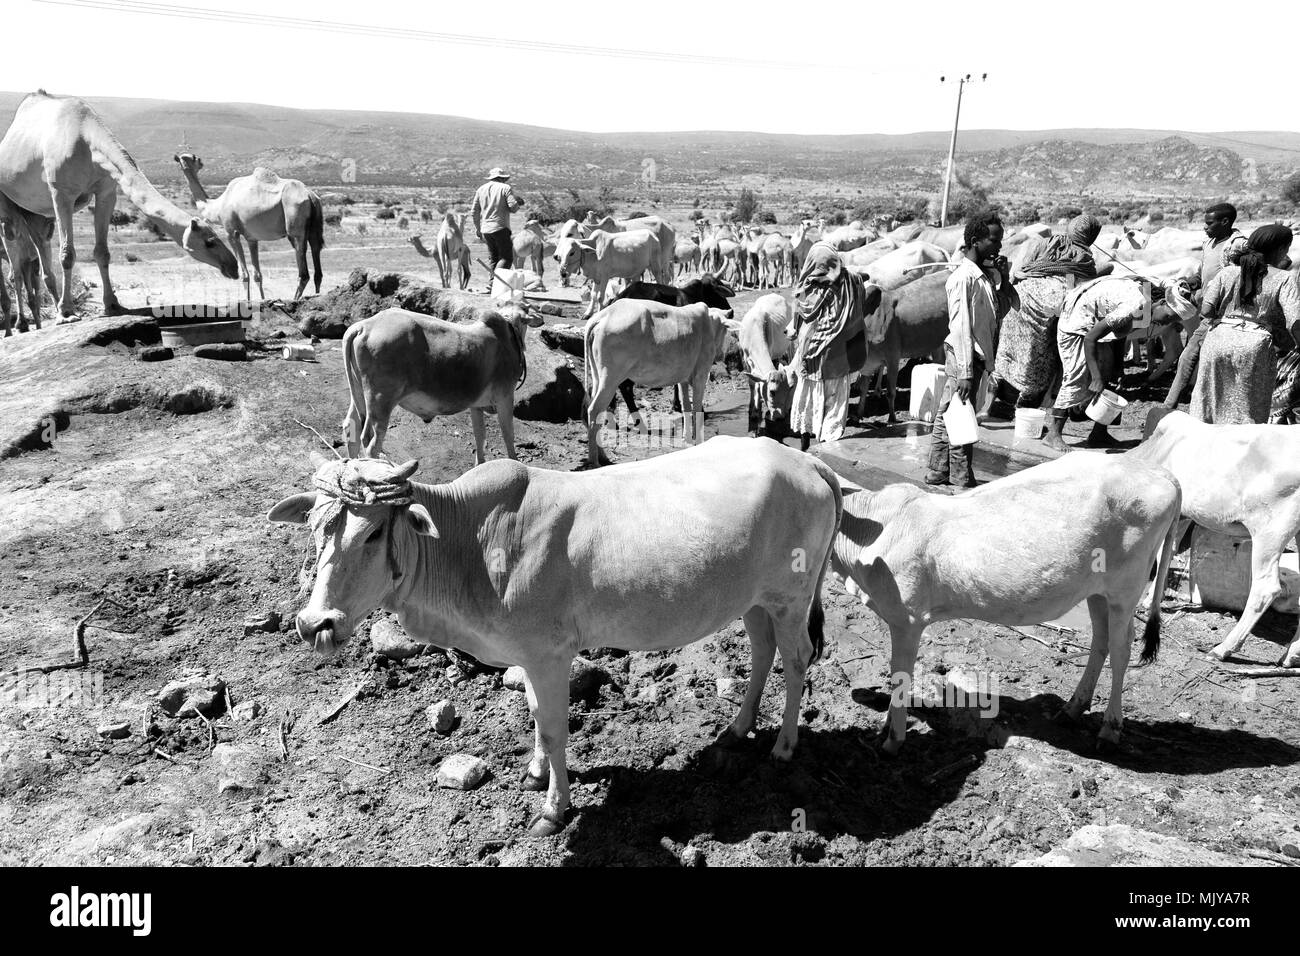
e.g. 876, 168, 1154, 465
926, 213, 1014, 488
471, 167, 524, 281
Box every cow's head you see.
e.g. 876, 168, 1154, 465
554, 235, 593, 272
683, 274, 736, 317
268, 459, 437, 656
747, 364, 798, 425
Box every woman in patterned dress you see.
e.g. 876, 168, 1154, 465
1191, 225, 1300, 424
993, 214, 1103, 408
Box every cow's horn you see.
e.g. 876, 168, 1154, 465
393, 459, 419, 480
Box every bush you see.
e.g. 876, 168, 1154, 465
109, 209, 135, 228
733, 188, 760, 223
1282, 172, 1300, 205
824, 210, 847, 226
375, 208, 396, 221
1046, 204, 1083, 222
324, 212, 342, 227
756, 210, 777, 225
356, 223, 367, 236
689, 210, 705, 221
1147, 209, 1165, 224
420, 210, 432, 222
397, 216, 409, 229
140, 217, 167, 240
339, 195, 355, 206
624, 210, 649, 220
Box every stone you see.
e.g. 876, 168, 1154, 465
503, 666, 528, 692
243, 611, 281, 636
368, 618, 423, 660
1015, 825, 1255, 867
232, 700, 262, 722
139, 345, 174, 362
437, 753, 490, 790
96, 721, 131, 740
211, 743, 270, 793
193, 343, 247, 361
157, 674, 227, 718
427, 699, 457, 735
716, 677, 746, 704
570, 657, 614, 706
680, 845, 705, 867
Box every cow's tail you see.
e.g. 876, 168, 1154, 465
582, 313, 597, 423
1141, 477, 1181, 665
804, 454, 845, 664
341, 324, 366, 457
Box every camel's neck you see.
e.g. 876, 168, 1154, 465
177, 165, 211, 205
411, 238, 433, 257
83, 119, 195, 241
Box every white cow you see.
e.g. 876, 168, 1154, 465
270, 442, 842, 835
847, 240, 949, 291
555, 229, 661, 317
832, 453, 1181, 753
583, 297, 729, 465
727, 292, 795, 436
1131, 410, 1300, 668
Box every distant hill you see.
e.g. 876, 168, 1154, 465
2, 91, 1297, 201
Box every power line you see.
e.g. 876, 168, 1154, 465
31, 0, 828, 70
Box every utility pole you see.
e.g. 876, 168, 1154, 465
939, 73, 986, 227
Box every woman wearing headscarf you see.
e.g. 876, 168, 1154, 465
992, 214, 1102, 409
789, 241, 869, 447
1190, 224, 1300, 424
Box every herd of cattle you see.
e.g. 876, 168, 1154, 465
294, 206, 1300, 836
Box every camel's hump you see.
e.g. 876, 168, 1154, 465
250, 168, 281, 184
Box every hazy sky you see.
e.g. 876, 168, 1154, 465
5, 0, 1293, 136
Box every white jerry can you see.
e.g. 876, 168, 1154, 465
909, 363, 947, 423
1189, 526, 1300, 613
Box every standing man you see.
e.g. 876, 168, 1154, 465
471, 167, 523, 284
1161, 202, 1250, 408
926, 213, 1015, 489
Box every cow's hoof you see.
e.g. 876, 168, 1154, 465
526, 812, 566, 838
520, 768, 549, 792
1053, 705, 1084, 726
1207, 645, 1232, 663
714, 727, 747, 750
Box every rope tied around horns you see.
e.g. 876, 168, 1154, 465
308, 458, 418, 533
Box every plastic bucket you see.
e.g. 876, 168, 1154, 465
1085, 389, 1128, 425
942, 397, 980, 445
1013, 407, 1046, 439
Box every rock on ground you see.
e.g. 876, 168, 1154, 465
211, 743, 272, 794
232, 701, 262, 722
193, 343, 247, 361
503, 666, 527, 692
157, 674, 227, 718
369, 618, 423, 660
437, 753, 490, 790
1015, 825, 1255, 867
570, 657, 616, 707
96, 721, 131, 740
426, 699, 457, 735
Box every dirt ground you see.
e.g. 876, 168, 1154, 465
1, 232, 1299, 868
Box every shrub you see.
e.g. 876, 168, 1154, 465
824, 210, 847, 226
420, 210, 432, 222
1282, 172, 1300, 205
140, 217, 167, 240
756, 210, 777, 225
375, 208, 396, 221
624, 210, 649, 220
109, 209, 135, 228
356, 223, 367, 236
689, 210, 705, 221
339, 195, 355, 206
324, 212, 342, 227
1046, 204, 1083, 222
1147, 208, 1165, 224
733, 188, 760, 223
397, 216, 409, 229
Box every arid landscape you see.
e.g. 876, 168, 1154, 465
2, 88, 1300, 868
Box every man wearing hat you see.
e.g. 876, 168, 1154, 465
471, 167, 524, 282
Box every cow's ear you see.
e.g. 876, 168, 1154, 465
268, 492, 319, 525
406, 504, 439, 538
864, 284, 883, 314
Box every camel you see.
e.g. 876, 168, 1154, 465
174, 152, 324, 301
408, 234, 469, 288
0, 191, 56, 335
0, 91, 238, 317
674, 234, 701, 279
759, 232, 793, 288
513, 219, 552, 278
434, 212, 469, 290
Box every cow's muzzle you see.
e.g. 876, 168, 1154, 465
297, 609, 347, 656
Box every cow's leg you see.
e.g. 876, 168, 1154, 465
689, 369, 709, 443
881, 621, 922, 755
1061, 593, 1110, 722
50, 189, 78, 319
587, 376, 620, 467
522, 660, 572, 836
1097, 602, 1135, 750
1282, 536, 1300, 668
357, 393, 394, 458
617, 380, 644, 432
1210, 530, 1287, 662
885, 354, 901, 424
720, 606, 776, 745
495, 389, 519, 460
469, 407, 488, 466
770, 605, 814, 761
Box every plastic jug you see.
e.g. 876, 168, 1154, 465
909, 363, 946, 423
942, 397, 979, 445
491, 269, 527, 306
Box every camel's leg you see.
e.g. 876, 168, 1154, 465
291, 235, 309, 301
247, 239, 265, 302
1210, 531, 1288, 662
50, 189, 78, 319
309, 235, 324, 294
470, 407, 488, 466
227, 232, 251, 302
1062, 593, 1110, 721
87, 185, 121, 316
